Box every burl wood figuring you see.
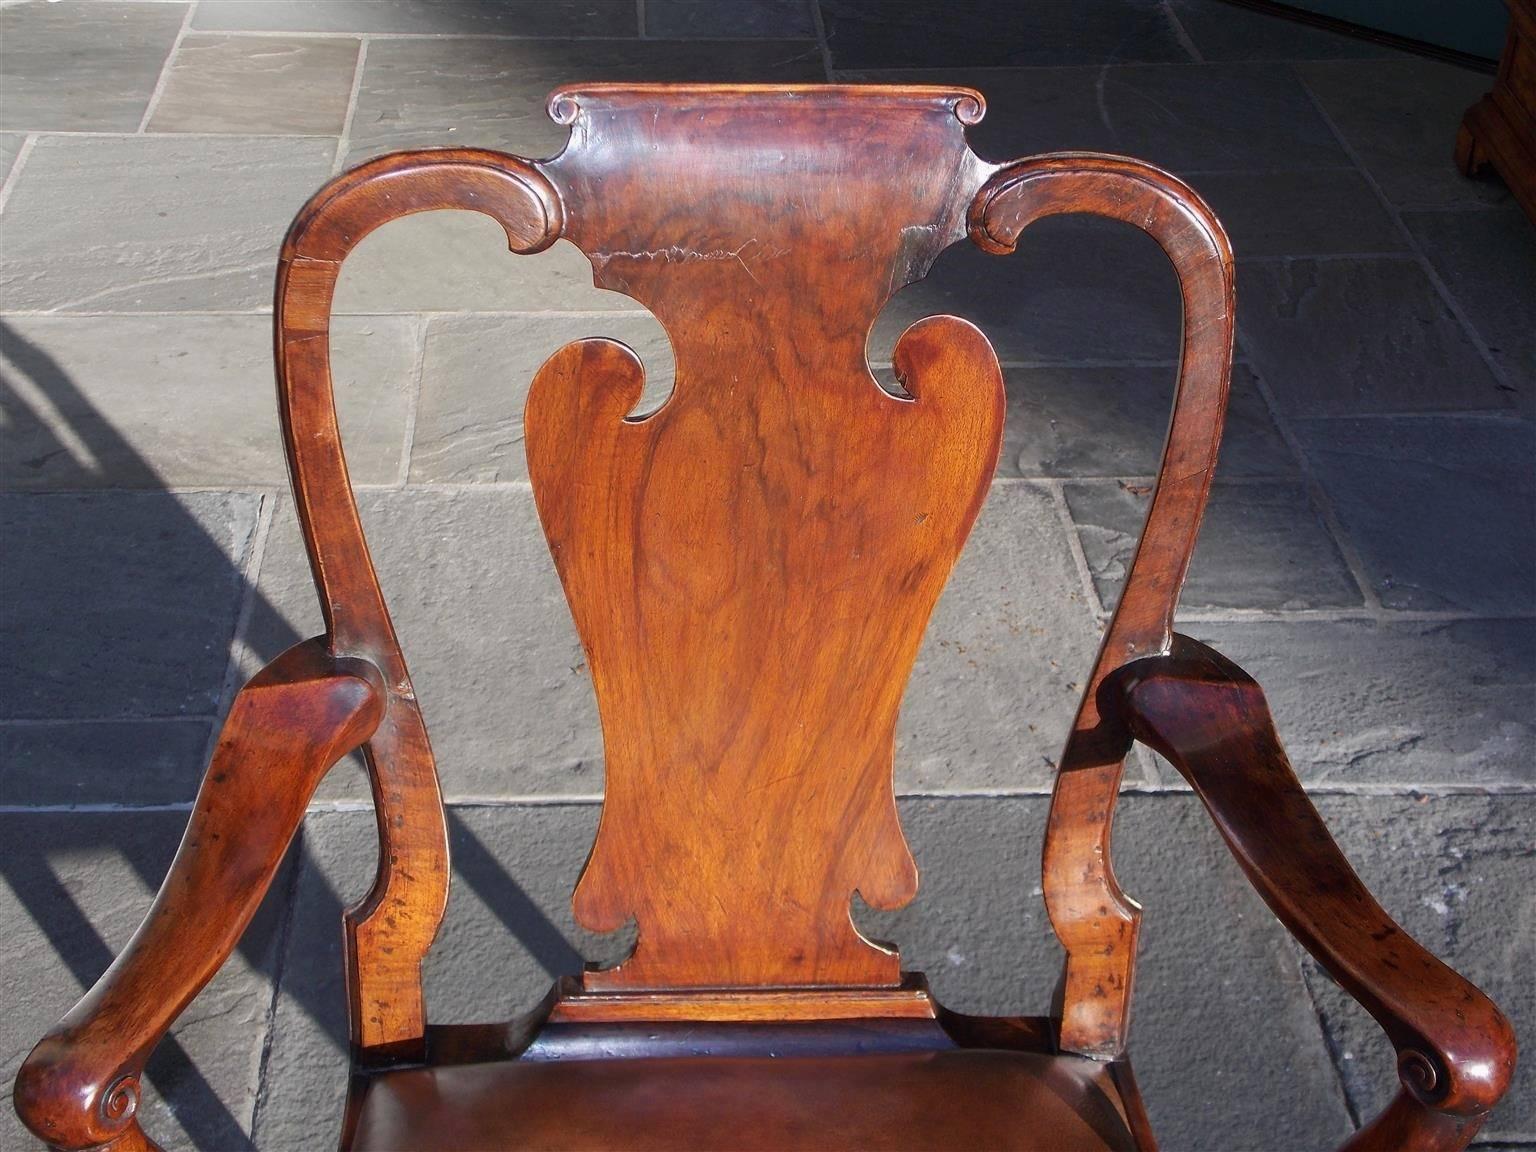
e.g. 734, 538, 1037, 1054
15, 85, 1515, 1152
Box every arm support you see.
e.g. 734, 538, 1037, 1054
276, 148, 557, 1056
14, 639, 386, 1152
971, 152, 1236, 1056
1116, 634, 1516, 1151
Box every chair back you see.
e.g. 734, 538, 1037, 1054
273, 84, 1235, 1056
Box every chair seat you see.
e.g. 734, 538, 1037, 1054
349, 1048, 1142, 1151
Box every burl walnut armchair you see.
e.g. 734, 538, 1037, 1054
15, 85, 1515, 1152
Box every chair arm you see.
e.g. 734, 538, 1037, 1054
13, 639, 386, 1152
1114, 634, 1516, 1150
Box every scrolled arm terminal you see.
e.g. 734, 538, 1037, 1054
1115, 634, 1516, 1149
14, 640, 386, 1152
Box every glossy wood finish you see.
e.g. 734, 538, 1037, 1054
1457, 0, 1536, 225
1117, 633, 1516, 1148
349, 1048, 1141, 1152
972, 153, 1236, 1057
277, 148, 562, 1059
14, 84, 1515, 1152
528, 87, 1003, 991
544, 976, 940, 1024
15, 640, 385, 1151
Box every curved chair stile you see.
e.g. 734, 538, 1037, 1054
969, 153, 1237, 1059
12, 88, 1515, 1152
273, 149, 564, 1058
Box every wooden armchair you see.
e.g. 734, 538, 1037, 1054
14, 85, 1514, 1152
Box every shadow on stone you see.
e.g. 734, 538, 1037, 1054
447, 810, 586, 978
0, 316, 586, 1144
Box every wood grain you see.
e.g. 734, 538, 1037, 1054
546, 977, 939, 1024
14, 640, 384, 1151
1119, 633, 1515, 1148
14, 84, 1517, 1152
525, 86, 1003, 991
971, 152, 1236, 1057
276, 149, 562, 1058
1457, 1, 1536, 225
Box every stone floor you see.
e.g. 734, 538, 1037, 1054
1, 1, 1533, 1149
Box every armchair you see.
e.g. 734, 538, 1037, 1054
14, 84, 1515, 1151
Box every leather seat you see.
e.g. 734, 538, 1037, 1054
350, 1048, 1140, 1151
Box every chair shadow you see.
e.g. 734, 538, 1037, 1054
0, 318, 586, 1148
447, 810, 587, 978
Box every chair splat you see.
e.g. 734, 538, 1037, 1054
527, 86, 1005, 992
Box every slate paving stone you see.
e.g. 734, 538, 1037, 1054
332, 214, 629, 314
1, 315, 415, 489
1194, 169, 1408, 259
1159, 619, 1536, 789
0, 491, 261, 721
247, 480, 1109, 799
1, 810, 289, 1152
147, 34, 360, 136
0, 718, 211, 807
192, 0, 637, 36
0, 6, 1529, 1149
252, 803, 617, 1151
874, 215, 1183, 364
844, 63, 1349, 172
645, 0, 816, 38
1297, 58, 1514, 212
0, 133, 26, 185
1238, 257, 1512, 417
1293, 415, 1536, 615
899, 481, 1108, 792
858, 798, 1062, 1020
1303, 794, 1535, 1143
424, 806, 633, 1021
409, 312, 675, 483
1064, 479, 1362, 613
1167, 0, 1407, 61
0, 135, 338, 313
1403, 207, 1536, 414
262, 794, 1355, 1151
0, 1, 186, 132
336, 185, 1175, 324
1106, 795, 1356, 1149
999, 363, 1297, 479
247, 489, 600, 802
344, 37, 824, 166
243, 814, 352, 1151
820, 0, 1190, 69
